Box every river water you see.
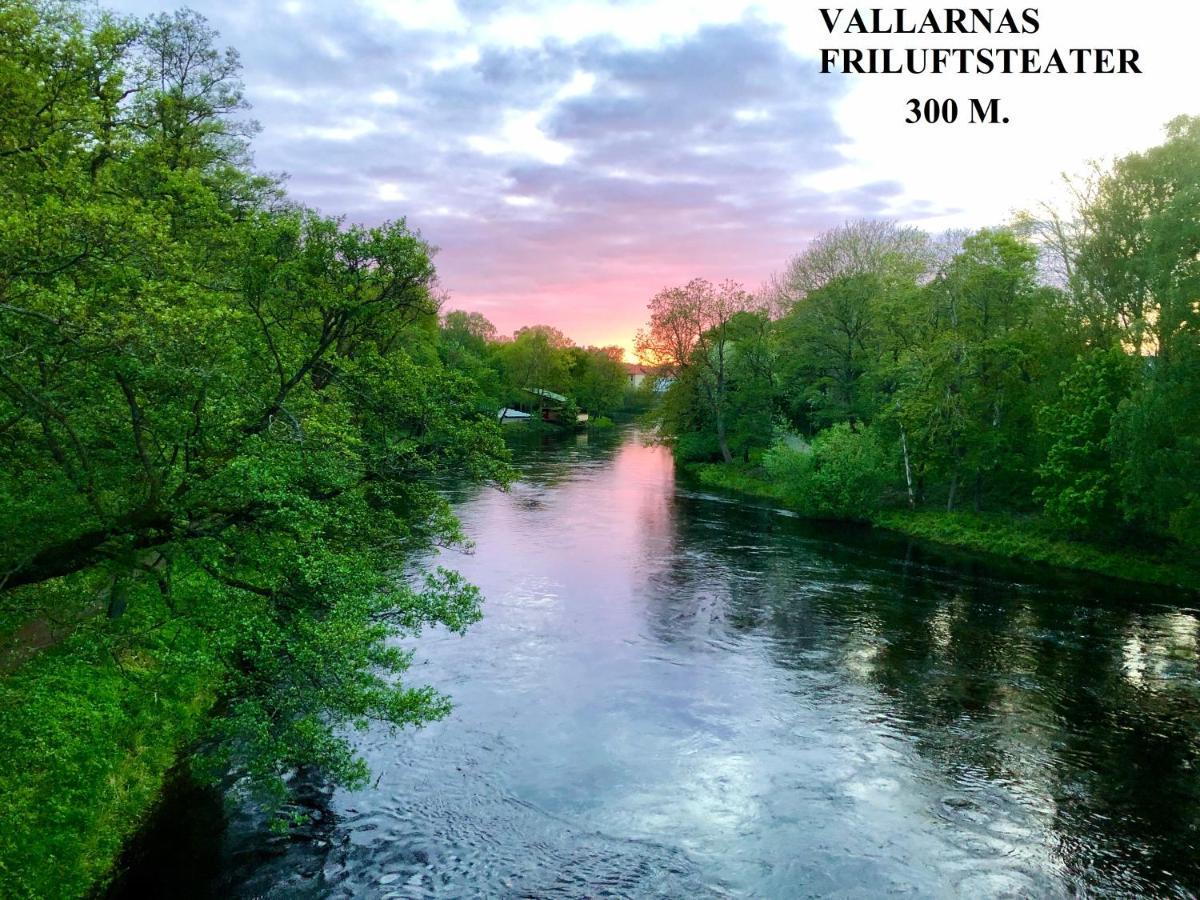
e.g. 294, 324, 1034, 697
115, 427, 1200, 898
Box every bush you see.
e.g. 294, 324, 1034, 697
763, 424, 890, 520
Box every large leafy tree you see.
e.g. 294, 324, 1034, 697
768, 219, 934, 315
1075, 117, 1200, 546
0, 0, 508, 809
887, 230, 1047, 511
636, 278, 756, 462
775, 273, 884, 430
1076, 116, 1200, 360
494, 324, 572, 412
566, 345, 627, 418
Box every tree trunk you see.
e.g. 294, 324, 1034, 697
946, 472, 958, 512
715, 408, 734, 464
973, 471, 982, 513
900, 426, 915, 508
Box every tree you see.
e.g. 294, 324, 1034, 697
442, 310, 498, 354
1035, 349, 1135, 536
1070, 117, 1200, 545
721, 310, 776, 459
636, 278, 756, 462
439, 310, 502, 405
0, 1, 509, 814
897, 229, 1043, 511
762, 424, 890, 521
769, 219, 933, 315
1075, 116, 1200, 359
1111, 341, 1200, 549
566, 346, 627, 418
1012, 168, 1101, 304
775, 273, 883, 430
494, 324, 571, 413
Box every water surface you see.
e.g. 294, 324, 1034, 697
117, 428, 1200, 898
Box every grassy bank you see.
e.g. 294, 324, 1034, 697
689, 462, 1200, 592
0, 596, 225, 898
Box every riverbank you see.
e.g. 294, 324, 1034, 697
0, 603, 223, 898
689, 462, 1200, 592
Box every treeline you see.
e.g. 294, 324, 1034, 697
440, 313, 637, 423
0, 2, 538, 889
642, 117, 1200, 554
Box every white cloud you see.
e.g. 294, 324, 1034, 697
364, 0, 468, 32
294, 117, 380, 142
376, 182, 406, 202
369, 87, 402, 105
468, 110, 573, 165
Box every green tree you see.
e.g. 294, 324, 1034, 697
494, 324, 571, 414
440, 310, 502, 405
769, 219, 933, 315
0, 1, 509, 814
892, 230, 1044, 510
721, 309, 776, 460
1035, 349, 1136, 536
566, 345, 627, 418
1112, 343, 1200, 549
636, 278, 756, 463
1076, 116, 1200, 359
1072, 116, 1200, 545
775, 273, 884, 430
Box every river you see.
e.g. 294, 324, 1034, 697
114, 427, 1200, 898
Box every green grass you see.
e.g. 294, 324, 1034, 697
688, 462, 1200, 592
0, 587, 225, 899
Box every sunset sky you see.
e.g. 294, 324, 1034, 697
109, 0, 1199, 356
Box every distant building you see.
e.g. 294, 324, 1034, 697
497, 407, 531, 424
625, 363, 671, 394
625, 363, 651, 388
497, 387, 588, 425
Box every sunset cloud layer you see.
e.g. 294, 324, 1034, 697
107, 0, 1198, 350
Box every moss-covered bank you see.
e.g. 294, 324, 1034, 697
688, 462, 1200, 592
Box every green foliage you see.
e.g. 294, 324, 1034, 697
654, 120, 1198, 558
775, 274, 883, 429
674, 428, 723, 463
1063, 116, 1200, 548
0, 575, 223, 898
494, 325, 571, 405
1075, 116, 1200, 358
872, 510, 1200, 591
762, 424, 891, 521
636, 278, 757, 462
566, 345, 627, 418
0, 3, 512, 876
1112, 343, 1200, 549
489, 325, 630, 422
1035, 349, 1135, 535
721, 310, 776, 460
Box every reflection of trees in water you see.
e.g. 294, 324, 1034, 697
503, 426, 626, 490
642, 496, 1200, 895
432, 426, 629, 509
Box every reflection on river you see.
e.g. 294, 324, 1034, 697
118, 427, 1200, 898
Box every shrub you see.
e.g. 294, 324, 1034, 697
763, 424, 890, 520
